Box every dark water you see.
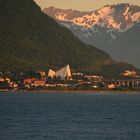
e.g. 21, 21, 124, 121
0, 92, 140, 140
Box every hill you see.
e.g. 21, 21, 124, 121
0, 0, 138, 77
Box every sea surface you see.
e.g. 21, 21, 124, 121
0, 92, 140, 140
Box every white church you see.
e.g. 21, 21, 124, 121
48, 64, 72, 80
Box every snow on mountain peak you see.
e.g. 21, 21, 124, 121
55, 13, 67, 21
44, 4, 140, 31
72, 4, 140, 30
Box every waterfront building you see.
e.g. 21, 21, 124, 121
9, 82, 18, 88
0, 77, 5, 82
24, 78, 35, 85
72, 73, 84, 76
108, 84, 115, 89
48, 64, 72, 80
84, 75, 103, 82
48, 69, 56, 78
56, 64, 72, 80
37, 71, 46, 78
33, 79, 46, 86
122, 70, 137, 76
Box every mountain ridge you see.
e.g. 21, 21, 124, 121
43, 3, 140, 30
43, 3, 140, 67
0, 0, 139, 78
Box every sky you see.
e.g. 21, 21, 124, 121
34, 0, 140, 11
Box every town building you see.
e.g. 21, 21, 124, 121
23, 78, 35, 85
33, 79, 46, 86
48, 69, 56, 78
56, 64, 72, 80
122, 70, 137, 76
37, 71, 46, 78
48, 64, 72, 80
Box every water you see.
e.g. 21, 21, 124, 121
0, 92, 140, 140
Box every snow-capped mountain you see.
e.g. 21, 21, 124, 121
43, 4, 140, 68
44, 4, 140, 30
43, 6, 92, 21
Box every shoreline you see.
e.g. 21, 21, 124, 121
1, 89, 140, 93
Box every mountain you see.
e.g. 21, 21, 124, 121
0, 0, 110, 72
43, 4, 140, 68
43, 6, 92, 21
0, 0, 138, 77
